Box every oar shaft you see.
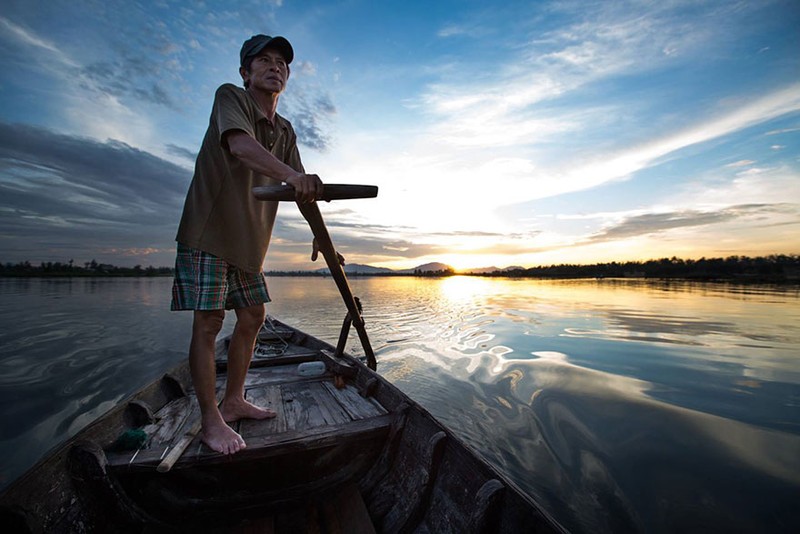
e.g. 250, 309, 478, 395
253, 184, 378, 202
297, 201, 377, 370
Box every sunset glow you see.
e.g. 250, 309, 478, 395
0, 1, 798, 271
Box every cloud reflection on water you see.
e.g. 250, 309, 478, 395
369, 277, 800, 533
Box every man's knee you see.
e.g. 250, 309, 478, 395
235, 305, 265, 331
193, 310, 225, 338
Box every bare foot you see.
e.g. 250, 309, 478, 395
220, 398, 277, 423
200, 419, 246, 455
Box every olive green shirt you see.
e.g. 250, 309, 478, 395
176, 83, 304, 272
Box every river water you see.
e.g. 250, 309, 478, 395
0, 276, 798, 532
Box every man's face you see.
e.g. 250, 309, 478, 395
241, 48, 289, 95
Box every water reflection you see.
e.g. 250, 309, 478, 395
364, 277, 800, 532
1, 276, 798, 532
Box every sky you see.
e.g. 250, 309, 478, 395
0, 0, 798, 272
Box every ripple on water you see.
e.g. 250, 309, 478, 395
3, 277, 799, 532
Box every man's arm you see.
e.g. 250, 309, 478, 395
225, 130, 322, 203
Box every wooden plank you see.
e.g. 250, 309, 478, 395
282, 381, 330, 431
106, 415, 392, 471
320, 348, 357, 378
156, 386, 232, 472
322, 483, 376, 534
255, 344, 315, 358
468, 479, 506, 534
141, 396, 191, 446
214, 364, 332, 392
257, 327, 295, 342
240, 384, 286, 438
322, 381, 387, 420
217, 349, 320, 372
306, 381, 353, 425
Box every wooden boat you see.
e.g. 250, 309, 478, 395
0, 185, 568, 533
1, 316, 566, 533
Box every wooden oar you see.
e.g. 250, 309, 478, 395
252, 183, 378, 202
253, 184, 378, 370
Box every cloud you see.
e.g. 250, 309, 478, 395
725, 160, 756, 168
80, 56, 177, 108
437, 24, 470, 38
165, 144, 198, 162
0, 15, 77, 67
408, 1, 800, 203
283, 88, 337, 151
0, 121, 190, 264
586, 204, 798, 244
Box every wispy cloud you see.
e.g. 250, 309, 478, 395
585, 204, 797, 244
283, 88, 337, 151
0, 15, 78, 67
0, 121, 190, 263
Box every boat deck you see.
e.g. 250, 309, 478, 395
105, 337, 389, 471
1, 319, 569, 534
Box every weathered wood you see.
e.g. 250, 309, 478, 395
307, 381, 354, 425
322, 381, 386, 420
334, 313, 352, 357
283, 381, 334, 431
143, 396, 191, 445
156, 385, 225, 472
243, 362, 332, 387
68, 441, 166, 529
218, 347, 320, 372
252, 184, 378, 202
468, 479, 506, 534
161, 373, 188, 400
107, 415, 392, 472
322, 483, 376, 534
360, 377, 380, 398
320, 348, 358, 378
380, 431, 447, 534
213, 483, 375, 534
257, 326, 295, 342
125, 400, 155, 427
240, 384, 286, 437
156, 429, 197, 473
360, 403, 410, 495
2, 315, 569, 534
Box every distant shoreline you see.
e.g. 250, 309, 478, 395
3, 272, 798, 285
3, 254, 798, 284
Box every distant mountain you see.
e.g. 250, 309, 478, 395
462, 265, 525, 274
394, 262, 455, 274
415, 262, 454, 272
313, 262, 523, 275
315, 263, 394, 274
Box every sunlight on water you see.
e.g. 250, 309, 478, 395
315, 276, 800, 532
1, 276, 798, 532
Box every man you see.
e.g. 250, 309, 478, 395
171, 35, 322, 455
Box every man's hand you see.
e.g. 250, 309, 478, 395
311, 238, 345, 265
285, 173, 323, 203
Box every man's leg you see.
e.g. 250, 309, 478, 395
189, 309, 246, 455
219, 304, 276, 421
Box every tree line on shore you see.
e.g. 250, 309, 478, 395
481, 254, 799, 282
0, 259, 173, 277
1, 254, 798, 282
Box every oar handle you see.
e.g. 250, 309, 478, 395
252, 184, 378, 202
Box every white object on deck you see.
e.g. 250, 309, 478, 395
297, 361, 326, 377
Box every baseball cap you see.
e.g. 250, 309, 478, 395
240, 35, 294, 66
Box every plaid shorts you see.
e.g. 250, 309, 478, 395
170, 244, 271, 311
